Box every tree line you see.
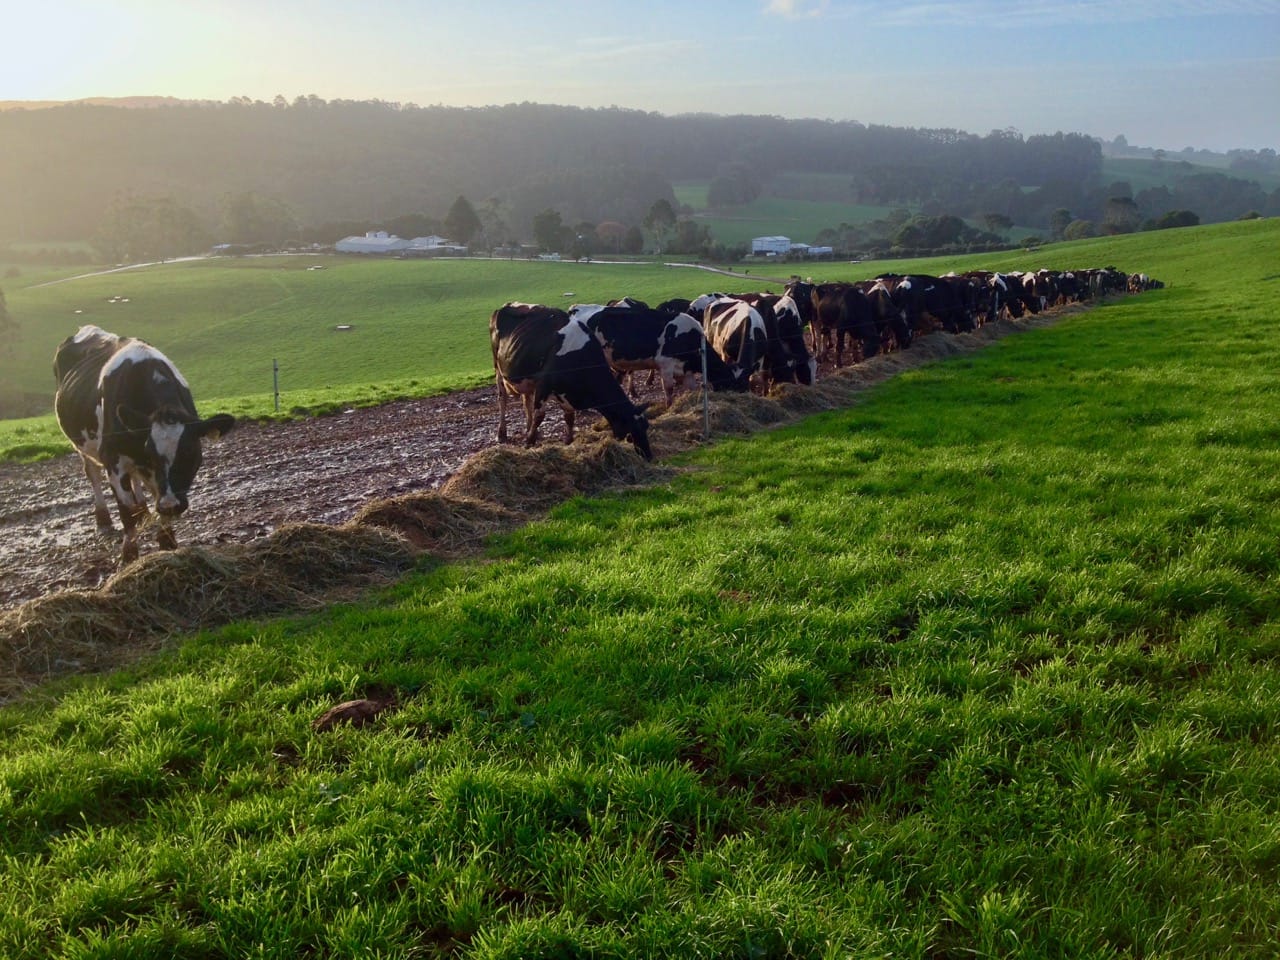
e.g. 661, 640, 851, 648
2, 98, 1276, 261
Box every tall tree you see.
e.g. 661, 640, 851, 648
532, 208, 565, 252
443, 195, 481, 244
643, 198, 676, 254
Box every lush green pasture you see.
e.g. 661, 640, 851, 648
0, 256, 770, 459
674, 181, 907, 247
2, 220, 1279, 956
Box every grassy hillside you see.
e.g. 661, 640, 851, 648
1, 219, 1278, 956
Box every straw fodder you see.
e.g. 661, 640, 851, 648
441, 439, 674, 515
353, 493, 522, 555
0, 522, 415, 701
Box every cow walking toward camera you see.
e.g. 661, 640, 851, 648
53, 325, 235, 563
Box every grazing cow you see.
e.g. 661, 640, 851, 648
733, 292, 817, 386
570, 303, 745, 403
701, 297, 768, 391
877, 274, 975, 336
808, 282, 882, 366
857, 280, 913, 353
53, 325, 235, 563
490, 302, 653, 460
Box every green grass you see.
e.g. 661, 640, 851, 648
675, 179, 908, 247
1, 219, 1279, 956
0, 256, 774, 459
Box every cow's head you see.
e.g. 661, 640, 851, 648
118, 406, 236, 516
607, 402, 653, 461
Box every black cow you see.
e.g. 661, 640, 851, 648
570, 303, 745, 404
53, 325, 235, 563
490, 302, 653, 460
808, 282, 881, 367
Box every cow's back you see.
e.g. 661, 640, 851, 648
491, 303, 570, 384
53, 327, 122, 445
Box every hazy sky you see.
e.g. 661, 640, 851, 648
6, 0, 1279, 152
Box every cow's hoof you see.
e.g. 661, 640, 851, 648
157, 530, 177, 551
121, 543, 140, 564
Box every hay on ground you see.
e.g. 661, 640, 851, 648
352, 492, 522, 555
0, 522, 416, 701
442, 438, 673, 514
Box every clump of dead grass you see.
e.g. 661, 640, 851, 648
353, 493, 522, 556
440, 439, 674, 514
0, 523, 415, 701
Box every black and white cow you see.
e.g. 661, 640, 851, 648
876, 274, 975, 336
700, 297, 769, 392
733, 292, 817, 386
569, 303, 745, 403
490, 302, 653, 459
53, 325, 235, 563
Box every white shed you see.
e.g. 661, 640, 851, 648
751, 236, 792, 255
335, 231, 411, 254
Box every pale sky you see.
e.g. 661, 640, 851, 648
5, 0, 1279, 152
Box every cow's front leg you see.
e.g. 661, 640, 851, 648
79, 453, 115, 532
106, 465, 146, 563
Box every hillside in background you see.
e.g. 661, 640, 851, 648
1, 99, 1276, 258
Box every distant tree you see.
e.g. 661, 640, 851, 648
220, 191, 296, 247
1064, 219, 1098, 240
643, 198, 677, 254
0, 287, 12, 341
443, 195, 481, 244
1103, 196, 1142, 234
595, 220, 628, 254
96, 194, 211, 262
1154, 209, 1200, 229
623, 225, 644, 255
982, 212, 1013, 234
532, 208, 565, 252
476, 197, 509, 252
1048, 208, 1073, 240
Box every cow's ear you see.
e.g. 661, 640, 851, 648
197, 413, 236, 441
116, 404, 150, 432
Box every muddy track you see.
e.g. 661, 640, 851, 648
0, 386, 511, 611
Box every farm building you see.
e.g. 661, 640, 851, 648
750, 236, 833, 258
335, 231, 411, 254
751, 236, 792, 256
403, 235, 468, 257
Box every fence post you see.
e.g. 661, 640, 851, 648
273, 358, 279, 413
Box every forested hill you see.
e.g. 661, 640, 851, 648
1, 98, 1273, 250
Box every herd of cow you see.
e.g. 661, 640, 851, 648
490, 266, 1163, 463
51, 266, 1160, 564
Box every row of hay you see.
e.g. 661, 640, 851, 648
0, 308, 1074, 701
